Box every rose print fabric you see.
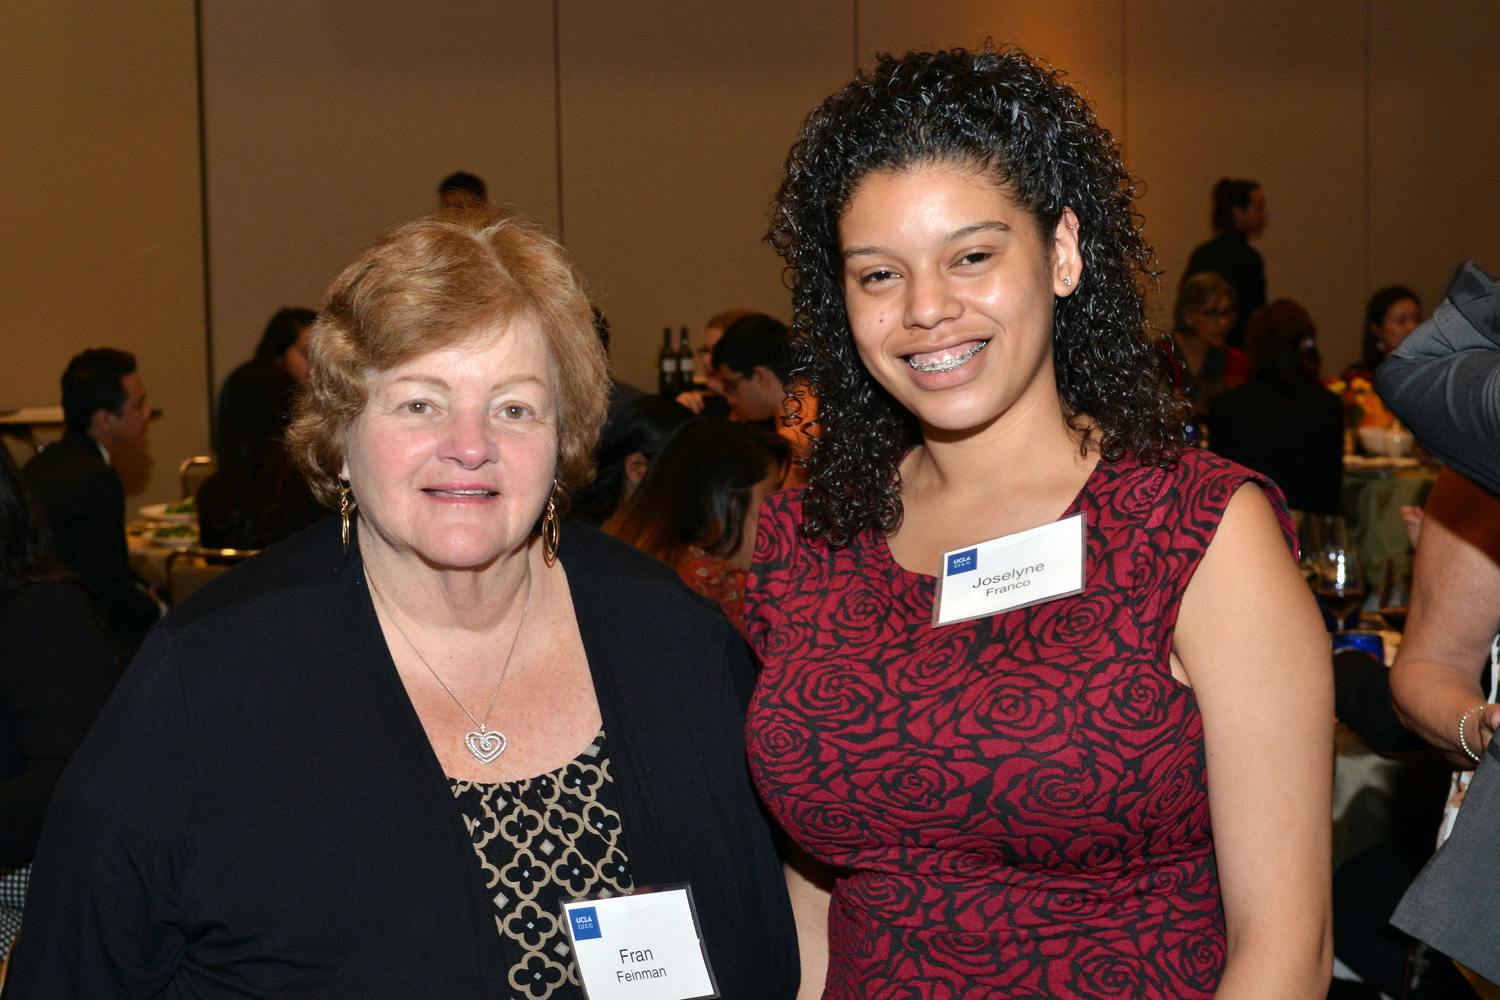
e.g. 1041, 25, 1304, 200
745, 451, 1292, 999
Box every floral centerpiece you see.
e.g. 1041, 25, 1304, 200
1324, 375, 1393, 429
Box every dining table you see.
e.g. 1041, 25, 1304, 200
1340, 455, 1440, 601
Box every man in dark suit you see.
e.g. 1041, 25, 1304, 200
22, 348, 160, 656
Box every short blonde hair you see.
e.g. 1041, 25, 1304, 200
287, 210, 608, 510
1173, 271, 1238, 332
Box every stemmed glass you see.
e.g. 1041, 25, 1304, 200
1305, 516, 1365, 632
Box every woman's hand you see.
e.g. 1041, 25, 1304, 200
1461, 703, 1500, 761
1173, 484, 1333, 1000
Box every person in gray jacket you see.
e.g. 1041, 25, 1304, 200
1379, 260, 1500, 993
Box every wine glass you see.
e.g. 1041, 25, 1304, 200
1308, 517, 1365, 632
1376, 559, 1411, 632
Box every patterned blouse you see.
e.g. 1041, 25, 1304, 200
450, 730, 633, 999
675, 546, 749, 638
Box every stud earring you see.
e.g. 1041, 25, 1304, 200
1062, 274, 1073, 287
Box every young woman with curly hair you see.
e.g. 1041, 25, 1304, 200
743, 46, 1332, 999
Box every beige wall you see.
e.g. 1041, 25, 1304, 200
199, 1, 560, 384
557, 0, 852, 380
7, 1, 1500, 506
1, 1, 207, 504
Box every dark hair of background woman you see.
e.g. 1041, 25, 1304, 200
1244, 300, 1323, 392
607, 419, 782, 568
767, 44, 1184, 546
0, 447, 64, 591
572, 396, 694, 526
253, 307, 317, 366
1210, 178, 1261, 234
1360, 285, 1420, 371
198, 361, 326, 549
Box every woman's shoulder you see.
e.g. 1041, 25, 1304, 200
0, 577, 94, 618
1100, 450, 1290, 525
752, 483, 823, 561
163, 517, 350, 632
0, 578, 106, 648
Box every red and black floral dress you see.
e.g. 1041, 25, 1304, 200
745, 451, 1291, 999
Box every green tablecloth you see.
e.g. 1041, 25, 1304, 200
1340, 469, 1438, 596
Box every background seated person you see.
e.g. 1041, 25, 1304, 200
0, 447, 117, 960
605, 418, 783, 636
676, 308, 754, 416
196, 359, 326, 550
253, 307, 317, 388
1345, 285, 1421, 383
571, 394, 692, 527
711, 313, 815, 487
1166, 271, 1248, 414
20, 348, 159, 657
1208, 300, 1344, 515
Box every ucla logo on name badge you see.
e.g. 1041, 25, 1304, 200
946, 548, 978, 576
570, 906, 602, 941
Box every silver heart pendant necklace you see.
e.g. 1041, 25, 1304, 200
368, 566, 533, 767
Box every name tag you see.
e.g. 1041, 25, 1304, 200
933, 512, 1087, 626
561, 885, 718, 999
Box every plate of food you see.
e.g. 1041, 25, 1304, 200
146, 523, 200, 548
139, 499, 198, 523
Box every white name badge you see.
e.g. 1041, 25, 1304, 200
561, 885, 718, 1000
933, 512, 1087, 626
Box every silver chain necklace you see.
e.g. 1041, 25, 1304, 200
368, 568, 533, 766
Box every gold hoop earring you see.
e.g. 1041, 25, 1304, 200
541, 487, 560, 566
339, 481, 353, 554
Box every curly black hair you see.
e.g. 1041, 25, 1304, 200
768, 45, 1185, 547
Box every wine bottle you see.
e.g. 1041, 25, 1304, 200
676, 326, 695, 393
657, 327, 677, 396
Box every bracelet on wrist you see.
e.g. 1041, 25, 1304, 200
1458, 703, 1489, 764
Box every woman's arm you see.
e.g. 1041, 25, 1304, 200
783, 846, 832, 1000
1173, 484, 1333, 999
1390, 469, 1500, 763
4, 627, 193, 997
0, 583, 116, 866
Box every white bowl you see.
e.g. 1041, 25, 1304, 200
1357, 426, 1387, 455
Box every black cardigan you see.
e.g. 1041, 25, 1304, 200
6, 519, 797, 998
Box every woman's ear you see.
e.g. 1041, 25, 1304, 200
623, 451, 650, 490
1053, 206, 1083, 298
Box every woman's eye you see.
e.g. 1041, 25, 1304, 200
403, 400, 432, 415
956, 251, 992, 267
860, 268, 898, 287
500, 403, 533, 420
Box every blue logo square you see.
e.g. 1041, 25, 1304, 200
946, 548, 978, 576
570, 906, 602, 940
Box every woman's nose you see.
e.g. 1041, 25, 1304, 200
904, 268, 960, 330
439, 407, 499, 468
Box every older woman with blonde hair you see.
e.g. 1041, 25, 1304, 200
8, 210, 797, 999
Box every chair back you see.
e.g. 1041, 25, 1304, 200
167, 545, 259, 605
178, 455, 216, 500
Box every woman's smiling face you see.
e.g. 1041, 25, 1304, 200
342, 319, 559, 571
838, 160, 1080, 438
